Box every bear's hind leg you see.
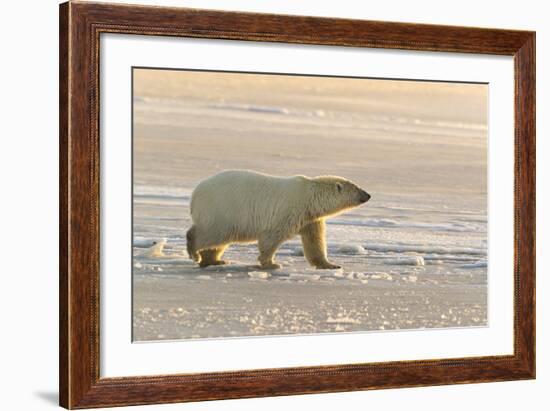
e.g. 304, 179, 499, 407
192, 227, 228, 254
199, 246, 228, 268
186, 226, 200, 262
257, 233, 285, 269
300, 220, 341, 269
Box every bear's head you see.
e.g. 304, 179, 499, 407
308, 176, 370, 218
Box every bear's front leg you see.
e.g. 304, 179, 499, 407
300, 219, 341, 269
257, 232, 285, 269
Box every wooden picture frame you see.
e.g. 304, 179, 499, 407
59, 1, 535, 408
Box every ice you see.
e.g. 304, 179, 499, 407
209, 102, 290, 115
131, 70, 488, 341
331, 268, 345, 277
134, 238, 157, 248
403, 275, 418, 283
460, 261, 487, 269
248, 271, 271, 279
326, 316, 361, 325
364, 243, 484, 257
382, 256, 425, 266
143, 239, 167, 258
290, 248, 304, 256
328, 217, 482, 233
336, 244, 366, 255
428, 260, 445, 265
289, 273, 321, 281
368, 272, 394, 281
200, 262, 251, 272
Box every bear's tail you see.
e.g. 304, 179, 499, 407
186, 226, 199, 261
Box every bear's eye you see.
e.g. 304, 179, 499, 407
336, 183, 343, 193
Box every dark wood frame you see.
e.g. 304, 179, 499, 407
59, 1, 535, 409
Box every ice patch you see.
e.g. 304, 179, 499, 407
364, 243, 484, 256
328, 218, 481, 233
329, 268, 345, 277
134, 238, 158, 248
383, 256, 425, 266
368, 272, 394, 281
403, 275, 418, 283
201, 262, 251, 272
248, 271, 271, 279
356, 273, 369, 280
460, 261, 487, 269
144, 239, 167, 258
138, 257, 193, 267
336, 244, 366, 255
289, 273, 321, 281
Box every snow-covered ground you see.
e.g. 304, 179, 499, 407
132, 69, 487, 341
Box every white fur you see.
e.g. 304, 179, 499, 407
192, 170, 309, 242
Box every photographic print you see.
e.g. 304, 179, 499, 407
132, 68, 488, 342
60, 5, 535, 406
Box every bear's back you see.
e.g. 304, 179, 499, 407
190, 170, 305, 231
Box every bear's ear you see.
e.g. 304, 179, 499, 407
336, 182, 343, 193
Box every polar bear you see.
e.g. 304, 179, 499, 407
186, 170, 370, 269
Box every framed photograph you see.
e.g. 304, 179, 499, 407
59, 2, 535, 408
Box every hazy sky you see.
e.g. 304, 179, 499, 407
133, 68, 487, 197
134, 68, 487, 126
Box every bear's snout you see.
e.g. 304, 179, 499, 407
358, 190, 371, 203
